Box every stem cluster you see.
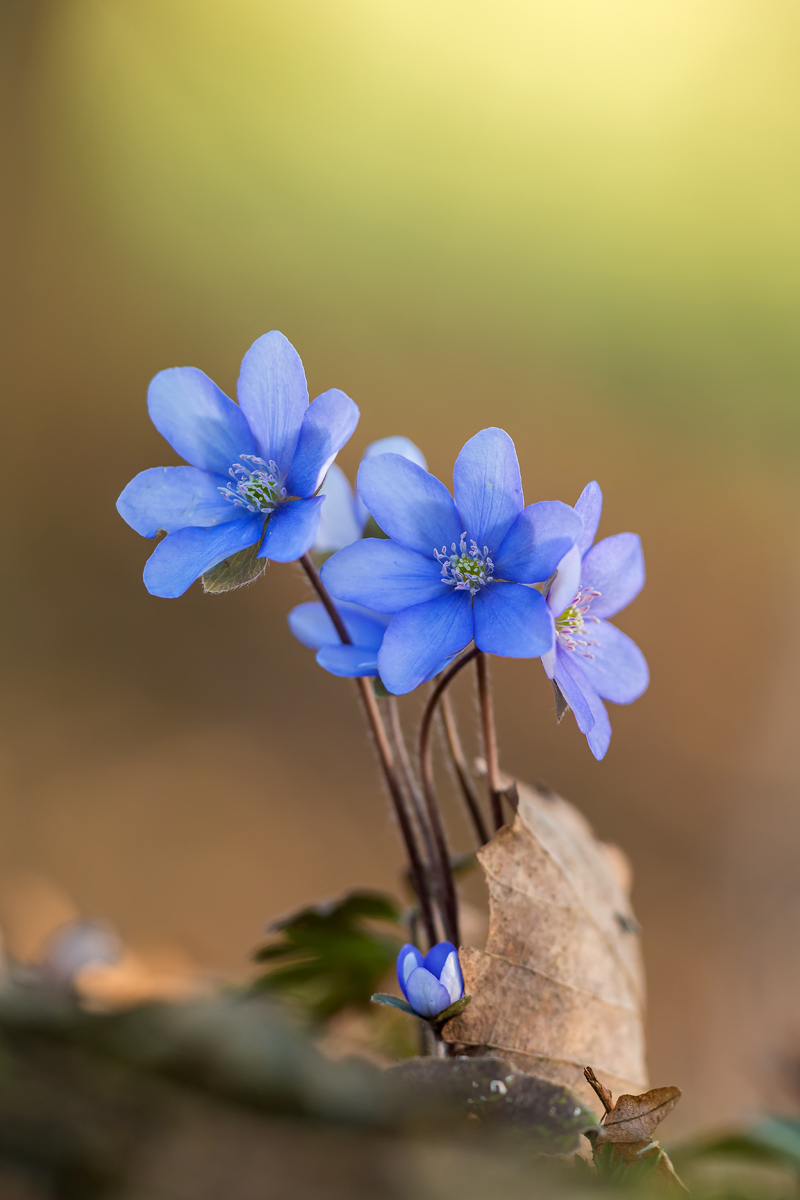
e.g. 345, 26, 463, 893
299, 555, 516, 951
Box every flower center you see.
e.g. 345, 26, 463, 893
434, 534, 494, 595
555, 586, 601, 656
219, 455, 286, 514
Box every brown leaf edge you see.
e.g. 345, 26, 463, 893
583, 1067, 687, 1191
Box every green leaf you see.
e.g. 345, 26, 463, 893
251, 889, 403, 1023
432, 994, 472, 1024
370, 993, 416, 1016
202, 540, 266, 593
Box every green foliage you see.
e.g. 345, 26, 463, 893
371, 993, 416, 1017
681, 1115, 800, 1176
592, 1141, 666, 1189
251, 889, 402, 1023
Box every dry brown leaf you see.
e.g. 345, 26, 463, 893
443, 780, 647, 1112
597, 1085, 681, 1143
585, 1070, 685, 1190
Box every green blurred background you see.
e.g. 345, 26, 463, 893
3, 0, 800, 1135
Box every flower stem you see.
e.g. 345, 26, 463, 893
440, 692, 489, 846
298, 554, 438, 947
418, 646, 481, 945
475, 651, 504, 832
385, 697, 438, 869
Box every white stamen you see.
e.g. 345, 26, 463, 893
434, 533, 494, 595
219, 455, 286, 514
555, 586, 601, 657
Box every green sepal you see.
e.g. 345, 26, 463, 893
372, 678, 391, 698
370, 993, 416, 1016
202, 540, 266, 593
432, 994, 472, 1024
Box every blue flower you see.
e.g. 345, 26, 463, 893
288, 601, 390, 678
542, 481, 649, 760
397, 940, 464, 1019
320, 428, 583, 694
117, 331, 359, 597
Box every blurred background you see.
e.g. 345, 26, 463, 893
2, 0, 799, 1139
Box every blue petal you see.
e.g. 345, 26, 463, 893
553, 651, 595, 735
439, 951, 465, 1004
288, 601, 388, 651
397, 944, 424, 998
142, 515, 264, 598
316, 645, 380, 677
284, 388, 360, 498
258, 496, 324, 562
378, 591, 473, 695
236, 331, 308, 477
575, 481, 603, 556
404, 967, 452, 1018
452, 428, 523, 552
148, 367, 257, 476
357, 454, 461, 556
560, 654, 611, 759
493, 501, 582, 584
423, 941, 458, 981
572, 619, 649, 705
473, 583, 553, 658
355, 436, 428, 526
117, 466, 240, 537
313, 464, 363, 552
321, 539, 444, 613
547, 546, 582, 617
584, 689, 612, 760
581, 533, 645, 619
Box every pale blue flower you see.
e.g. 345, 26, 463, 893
542, 482, 649, 760
396, 940, 464, 1019
117, 332, 359, 597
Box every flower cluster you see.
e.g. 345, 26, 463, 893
117, 331, 648, 760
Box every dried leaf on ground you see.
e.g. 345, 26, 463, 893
443, 780, 647, 1112
586, 1072, 685, 1190
597, 1085, 681, 1143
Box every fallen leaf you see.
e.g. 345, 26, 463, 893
442, 780, 647, 1112
597, 1085, 681, 1143
584, 1069, 685, 1190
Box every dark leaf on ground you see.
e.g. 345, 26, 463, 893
387, 1056, 595, 1154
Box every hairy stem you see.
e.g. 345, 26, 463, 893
386, 697, 437, 868
440, 692, 489, 845
418, 646, 481, 945
475, 651, 504, 832
298, 554, 437, 947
